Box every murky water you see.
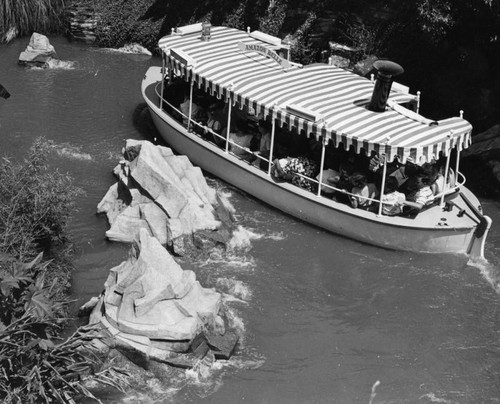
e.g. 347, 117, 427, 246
1, 37, 500, 404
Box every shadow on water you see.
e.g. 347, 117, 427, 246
132, 102, 161, 141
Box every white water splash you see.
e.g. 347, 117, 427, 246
419, 392, 457, 403
266, 231, 286, 241
217, 277, 252, 302
368, 380, 380, 404
101, 43, 152, 55
228, 225, 263, 251
54, 144, 92, 161
29, 58, 76, 70
468, 257, 500, 293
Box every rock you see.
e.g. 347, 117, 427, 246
205, 330, 239, 360
18, 33, 57, 66
92, 229, 240, 372
97, 140, 235, 255
79, 296, 100, 317
105, 205, 151, 243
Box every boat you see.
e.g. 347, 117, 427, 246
141, 23, 492, 259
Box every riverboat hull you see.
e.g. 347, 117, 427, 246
142, 66, 491, 258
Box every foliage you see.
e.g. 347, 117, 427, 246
289, 12, 320, 65
0, 257, 127, 403
79, 0, 162, 50
222, 0, 248, 31
258, 0, 287, 36
0, 0, 66, 39
0, 138, 81, 258
0, 138, 126, 403
338, 17, 391, 60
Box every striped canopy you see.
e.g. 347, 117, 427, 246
159, 26, 472, 164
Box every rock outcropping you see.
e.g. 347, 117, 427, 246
86, 229, 239, 371
97, 140, 234, 255
66, 4, 99, 44
18, 33, 57, 67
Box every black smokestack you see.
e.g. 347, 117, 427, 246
368, 60, 404, 112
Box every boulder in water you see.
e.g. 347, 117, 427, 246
18, 33, 57, 67
97, 140, 235, 255
85, 229, 239, 371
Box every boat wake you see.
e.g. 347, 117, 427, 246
99, 43, 152, 56
113, 305, 262, 404
29, 59, 76, 70
52, 142, 93, 161
216, 277, 253, 302
468, 257, 500, 293
418, 392, 457, 403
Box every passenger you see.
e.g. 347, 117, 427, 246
179, 92, 200, 127
316, 168, 340, 196
272, 156, 319, 192
347, 173, 379, 209
229, 121, 254, 159
163, 78, 185, 120
206, 102, 226, 146
431, 160, 456, 196
250, 120, 273, 169
402, 166, 435, 211
380, 176, 406, 216
335, 161, 355, 203
389, 160, 419, 188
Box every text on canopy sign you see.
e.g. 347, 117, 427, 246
237, 42, 291, 69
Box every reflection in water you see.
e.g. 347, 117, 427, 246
1, 37, 500, 404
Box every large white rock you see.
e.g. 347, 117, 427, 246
97, 140, 228, 251
18, 33, 57, 65
101, 229, 222, 341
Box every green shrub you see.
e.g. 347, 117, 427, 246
0, 139, 126, 403
0, 256, 127, 403
0, 0, 66, 38
91, 0, 162, 51
0, 138, 81, 258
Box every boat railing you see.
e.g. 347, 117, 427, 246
155, 83, 274, 168
155, 84, 465, 213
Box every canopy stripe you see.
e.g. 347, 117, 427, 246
159, 26, 472, 163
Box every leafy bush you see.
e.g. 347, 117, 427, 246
258, 0, 287, 36
0, 0, 66, 39
290, 12, 321, 65
0, 138, 81, 258
90, 0, 162, 51
0, 256, 126, 403
0, 139, 126, 403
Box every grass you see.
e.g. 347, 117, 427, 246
0, 138, 127, 403
0, 0, 66, 38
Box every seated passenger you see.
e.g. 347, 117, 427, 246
381, 176, 406, 216
229, 121, 254, 159
316, 168, 340, 196
272, 156, 319, 192
403, 166, 435, 210
180, 93, 200, 127
431, 161, 456, 196
347, 173, 379, 209
206, 102, 226, 146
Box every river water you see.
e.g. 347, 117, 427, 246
1, 37, 500, 404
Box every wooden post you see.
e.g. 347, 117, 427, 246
316, 136, 327, 196
416, 91, 421, 114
